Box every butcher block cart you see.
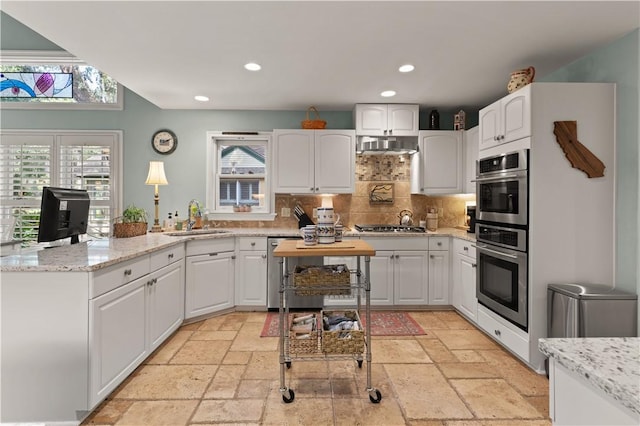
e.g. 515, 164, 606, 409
272, 239, 382, 404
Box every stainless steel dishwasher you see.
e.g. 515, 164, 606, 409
267, 236, 324, 310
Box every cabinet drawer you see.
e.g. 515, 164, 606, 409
186, 238, 235, 256
453, 238, 476, 258
362, 237, 427, 251
428, 237, 449, 251
150, 243, 185, 271
91, 255, 150, 299
477, 305, 529, 362
237, 237, 267, 251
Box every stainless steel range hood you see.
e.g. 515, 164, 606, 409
356, 136, 418, 155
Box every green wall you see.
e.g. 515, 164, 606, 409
540, 28, 639, 299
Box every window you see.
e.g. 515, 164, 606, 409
0, 131, 122, 243
206, 132, 274, 220
0, 50, 123, 110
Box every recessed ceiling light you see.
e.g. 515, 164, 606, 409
381, 90, 396, 97
194, 95, 209, 102
399, 64, 415, 73
244, 62, 261, 71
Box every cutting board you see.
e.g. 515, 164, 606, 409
296, 241, 356, 249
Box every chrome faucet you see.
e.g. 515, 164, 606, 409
187, 199, 202, 231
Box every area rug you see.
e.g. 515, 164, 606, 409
260, 311, 426, 337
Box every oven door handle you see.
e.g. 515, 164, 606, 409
472, 244, 519, 259
471, 174, 520, 183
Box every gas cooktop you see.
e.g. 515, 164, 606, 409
354, 224, 426, 233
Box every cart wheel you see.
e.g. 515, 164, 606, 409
282, 389, 295, 403
369, 389, 382, 403
286, 361, 292, 369
357, 359, 363, 368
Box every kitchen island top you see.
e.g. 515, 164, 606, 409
272, 239, 375, 257
539, 337, 640, 416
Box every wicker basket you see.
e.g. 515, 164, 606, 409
301, 106, 327, 129
321, 310, 364, 354
113, 222, 147, 238
293, 264, 350, 296
289, 312, 321, 354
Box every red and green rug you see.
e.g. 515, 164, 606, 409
260, 311, 426, 337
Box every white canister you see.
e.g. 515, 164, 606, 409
334, 224, 343, 242
316, 223, 335, 244
300, 225, 317, 245
316, 207, 334, 224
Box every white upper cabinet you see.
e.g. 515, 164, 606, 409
273, 129, 355, 194
354, 104, 419, 136
463, 126, 479, 194
479, 85, 531, 151
411, 130, 463, 195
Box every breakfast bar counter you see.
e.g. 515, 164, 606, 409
539, 337, 640, 425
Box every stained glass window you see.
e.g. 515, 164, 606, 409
0, 51, 122, 109
1, 72, 73, 98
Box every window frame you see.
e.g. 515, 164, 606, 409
0, 129, 123, 243
0, 50, 124, 110
206, 131, 275, 221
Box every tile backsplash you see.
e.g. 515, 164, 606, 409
210, 154, 475, 230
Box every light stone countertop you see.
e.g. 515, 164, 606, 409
538, 337, 640, 416
0, 227, 475, 272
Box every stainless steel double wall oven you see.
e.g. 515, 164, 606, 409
475, 149, 529, 330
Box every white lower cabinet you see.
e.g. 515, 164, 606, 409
394, 251, 430, 304
148, 262, 185, 351
89, 276, 148, 408
427, 237, 450, 305
369, 250, 395, 305
451, 238, 477, 322
235, 237, 268, 307
361, 237, 428, 306
477, 304, 529, 362
89, 256, 185, 409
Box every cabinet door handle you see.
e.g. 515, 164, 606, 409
472, 263, 477, 268
251, 242, 256, 246
494, 329, 501, 337
430, 255, 434, 259
168, 253, 174, 259
437, 242, 442, 246
463, 246, 468, 251
261, 254, 267, 259
209, 252, 218, 256
124, 269, 132, 276
231, 255, 236, 260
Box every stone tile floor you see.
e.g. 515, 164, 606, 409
82, 310, 551, 425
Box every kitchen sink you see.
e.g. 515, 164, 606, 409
164, 229, 230, 236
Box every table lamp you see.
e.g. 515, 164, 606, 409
145, 161, 168, 232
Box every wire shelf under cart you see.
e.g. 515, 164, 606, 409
272, 239, 382, 404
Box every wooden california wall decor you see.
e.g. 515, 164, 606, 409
552, 121, 606, 178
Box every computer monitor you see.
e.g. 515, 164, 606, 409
37, 187, 90, 245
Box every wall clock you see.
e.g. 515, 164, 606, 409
151, 129, 177, 155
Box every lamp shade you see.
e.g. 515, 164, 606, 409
145, 161, 168, 185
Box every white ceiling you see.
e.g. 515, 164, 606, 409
2, 1, 638, 111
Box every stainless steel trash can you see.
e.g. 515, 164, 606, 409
547, 283, 638, 338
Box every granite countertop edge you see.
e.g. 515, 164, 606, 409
1, 227, 475, 272
539, 337, 640, 416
